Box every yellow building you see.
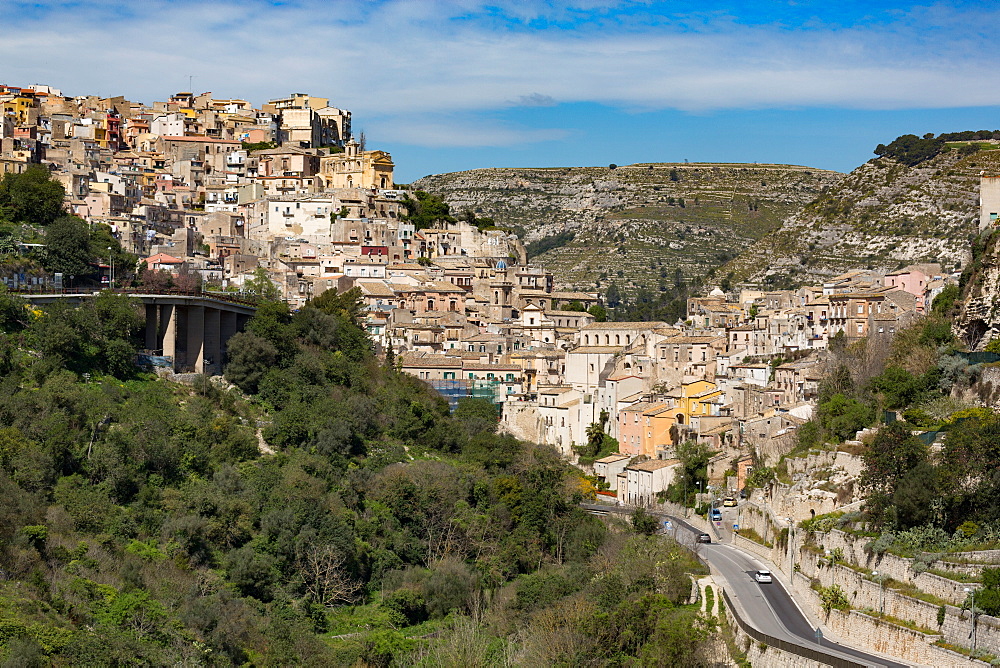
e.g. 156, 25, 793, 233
319, 139, 394, 190
649, 379, 724, 451
1, 94, 38, 125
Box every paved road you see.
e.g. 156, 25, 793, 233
584, 503, 910, 667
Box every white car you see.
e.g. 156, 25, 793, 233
754, 570, 772, 584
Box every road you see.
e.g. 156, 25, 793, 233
584, 503, 910, 668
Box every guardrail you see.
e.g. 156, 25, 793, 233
10, 287, 258, 307
722, 588, 872, 668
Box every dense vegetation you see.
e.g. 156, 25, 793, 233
0, 286, 714, 665
601, 268, 704, 324
874, 130, 1000, 167
399, 190, 456, 231
525, 230, 575, 260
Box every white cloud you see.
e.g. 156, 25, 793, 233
3, 1, 1000, 147
368, 115, 569, 147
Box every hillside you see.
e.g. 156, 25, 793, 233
726, 147, 1000, 287
414, 163, 841, 293
0, 289, 716, 666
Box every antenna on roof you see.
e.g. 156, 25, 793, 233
188, 75, 195, 93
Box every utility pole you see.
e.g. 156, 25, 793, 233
787, 517, 794, 576
966, 587, 977, 653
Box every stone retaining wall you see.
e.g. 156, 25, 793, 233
826, 609, 988, 667
733, 533, 774, 562
797, 547, 1000, 657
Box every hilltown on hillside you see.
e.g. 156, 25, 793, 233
0, 83, 962, 512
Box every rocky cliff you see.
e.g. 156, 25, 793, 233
727, 147, 1000, 287
414, 163, 841, 292
955, 231, 1000, 350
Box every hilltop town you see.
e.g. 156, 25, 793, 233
13, 82, 1000, 665
0, 82, 966, 507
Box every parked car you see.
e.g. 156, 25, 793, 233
754, 570, 772, 584
697, 533, 711, 544
723, 497, 737, 507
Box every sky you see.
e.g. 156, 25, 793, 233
4, 0, 1000, 182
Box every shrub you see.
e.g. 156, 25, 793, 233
381, 589, 429, 627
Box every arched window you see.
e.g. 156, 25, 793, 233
615, 335, 621, 345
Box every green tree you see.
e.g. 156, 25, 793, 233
859, 422, 929, 526
454, 398, 498, 434
588, 304, 607, 322
0, 165, 65, 225
225, 332, 280, 394
585, 422, 605, 457
606, 282, 622, 309
400, 191, 455, 231
974, 568, 1000, 616
0, 287, 29, 332
243, 268, 280, 303
819, 393, 873, 441
874, 133, 945, 166
631, 507, 660, 536
43, 216, 94, 277
932, 284, 959, 317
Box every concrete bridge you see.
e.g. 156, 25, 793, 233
21, 290, 257, 375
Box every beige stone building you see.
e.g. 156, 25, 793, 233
319, 139, 394, 190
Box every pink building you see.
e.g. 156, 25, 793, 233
618, 400, 657, 456
884, 263, 942, 313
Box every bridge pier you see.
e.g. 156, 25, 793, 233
145, 304, 158, 350
220, 311, 238, 365
204, 308, 221, 375
185, 305, 205, 373
160, 304, 177, 361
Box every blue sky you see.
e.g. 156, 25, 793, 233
4, 0, 1000, 181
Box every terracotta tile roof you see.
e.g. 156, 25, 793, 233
628, 459, 680, 472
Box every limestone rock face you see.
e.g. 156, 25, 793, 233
727, 148, 1000, 286
414, 163, 839, 292
956, 234, 1000, 349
